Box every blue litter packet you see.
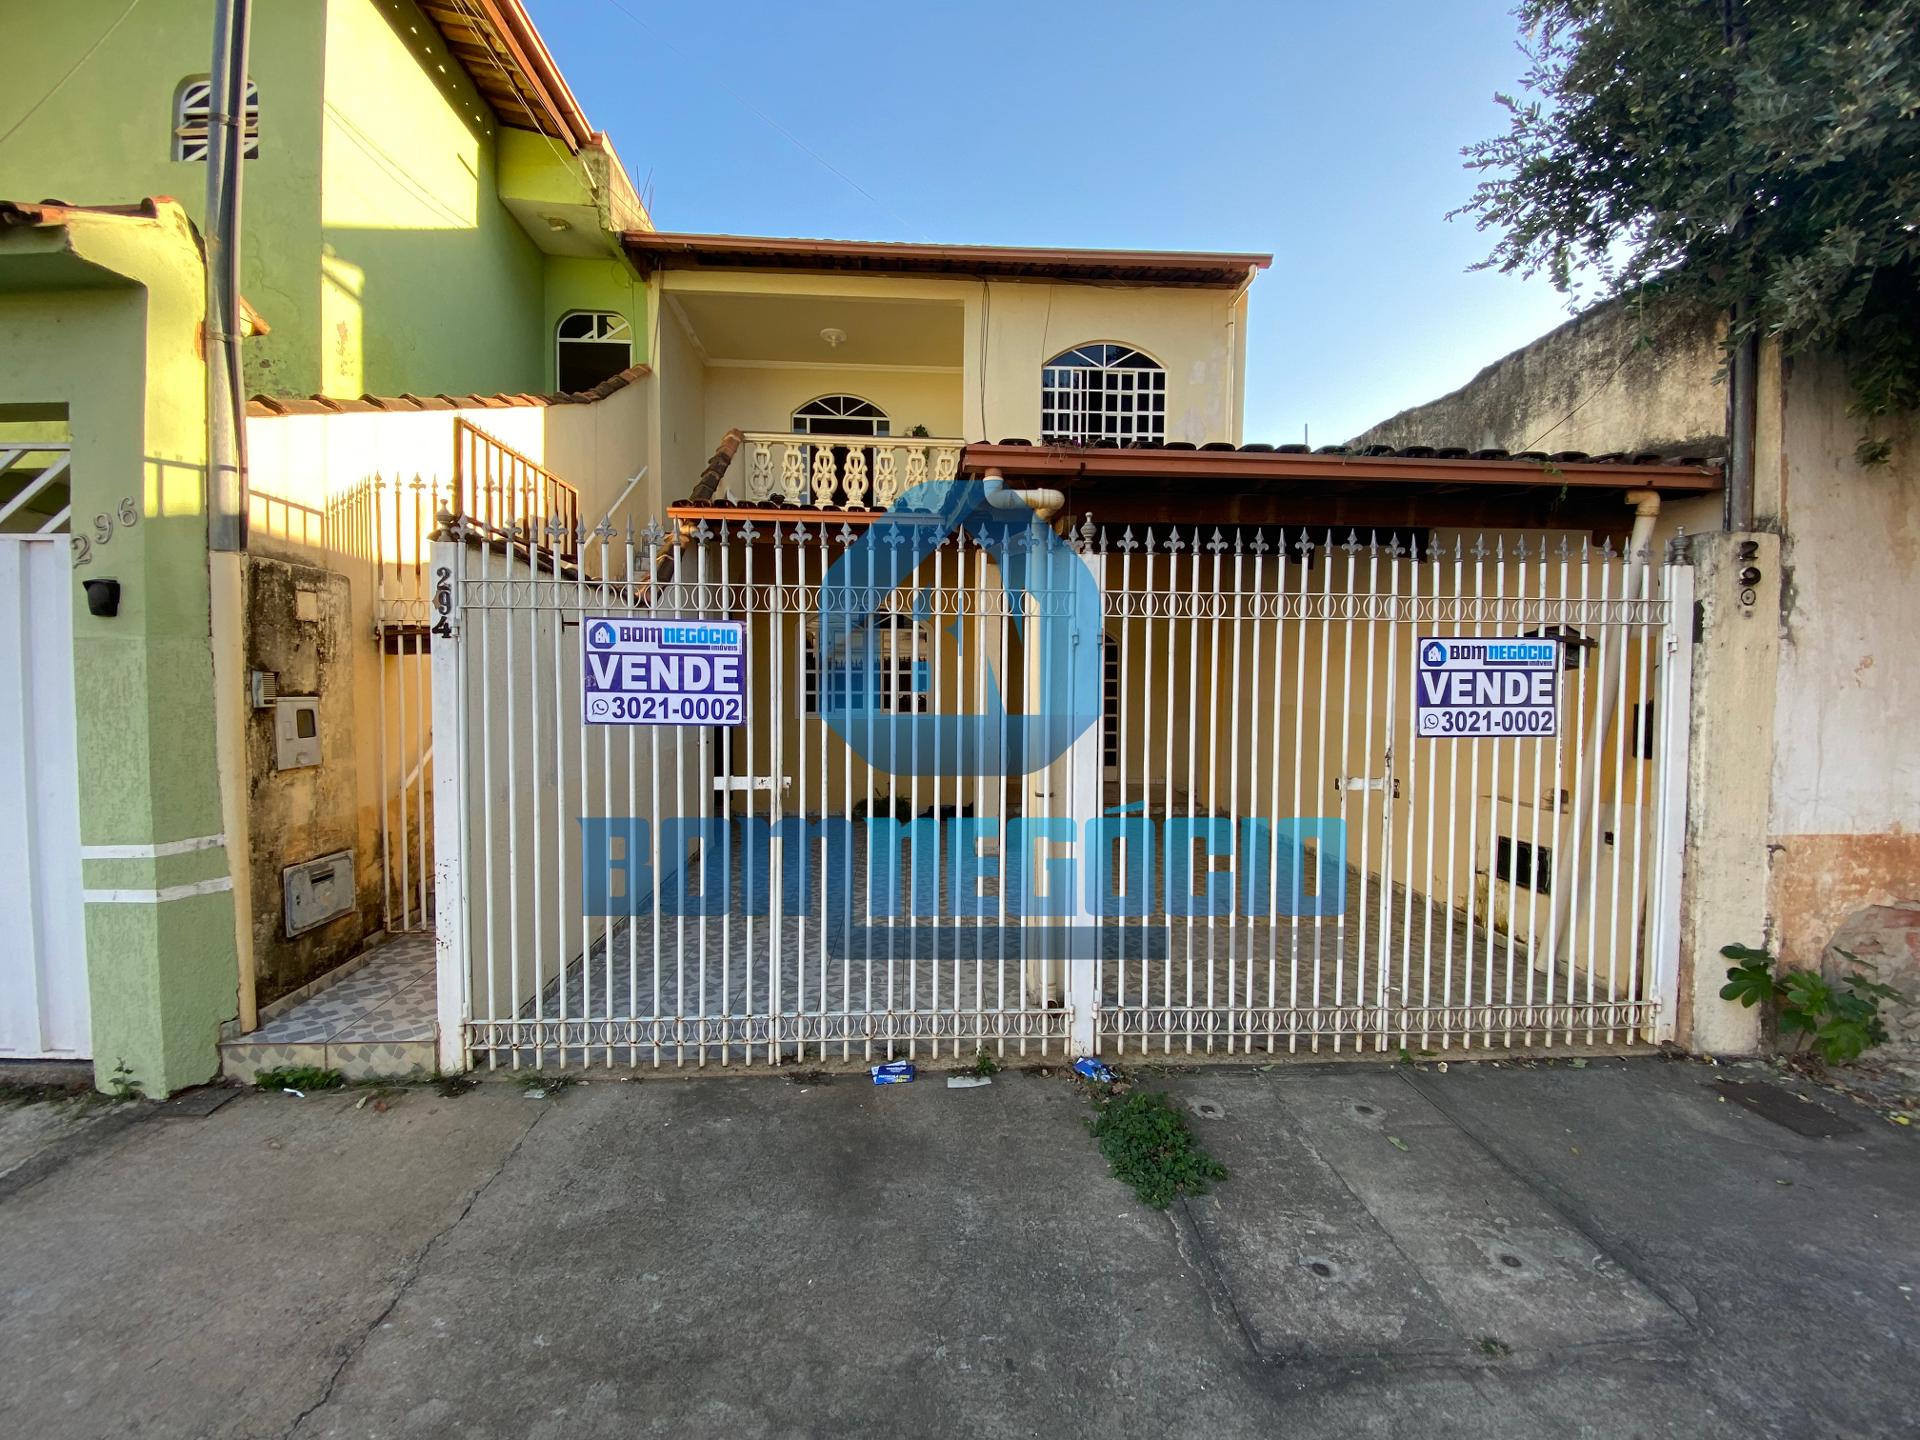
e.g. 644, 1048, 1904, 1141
870, 1062, 916, 1085
1073, 1057, 1115, 1083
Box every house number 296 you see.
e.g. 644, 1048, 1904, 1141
70, 497, 141, 568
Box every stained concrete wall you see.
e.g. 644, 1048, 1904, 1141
1757, 353, 1920, 966
1350, 298, 1726, 461
242, 556, 378, 1003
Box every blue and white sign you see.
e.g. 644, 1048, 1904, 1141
583, 617, 746, 727
1415, 637, 1559, 738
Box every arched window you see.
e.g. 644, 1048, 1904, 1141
1041, 343, 1166, 446
174, 77, 259, 162
555, 311, 631, 392
792, 395, 890, 437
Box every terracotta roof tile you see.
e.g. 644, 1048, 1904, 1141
247, 364, 649, 418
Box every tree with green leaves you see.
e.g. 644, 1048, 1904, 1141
1456, 1, 1920, 465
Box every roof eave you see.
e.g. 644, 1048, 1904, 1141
960, 443, 1722, 494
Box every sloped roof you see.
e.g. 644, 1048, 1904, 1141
625, 233, 1271, 288
416, 0, 597, 148
246, 364, 648, 417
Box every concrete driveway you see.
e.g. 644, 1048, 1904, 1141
0, 1056, 1914, 1439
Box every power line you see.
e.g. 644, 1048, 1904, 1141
595, 0, 923, 238
0, 0, 145, 154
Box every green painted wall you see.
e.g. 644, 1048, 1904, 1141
0, 205, 238, 1096
318, 0, 543, 397
0, 0, 653, 399
0, 0, 325, 396
543, 256, 649, 390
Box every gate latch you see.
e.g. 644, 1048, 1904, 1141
1336, 775, 1400, 797
713, 776, 790, 794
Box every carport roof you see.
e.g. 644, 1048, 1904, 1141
961, 441, 1721, 493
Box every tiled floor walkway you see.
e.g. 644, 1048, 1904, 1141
220, 932, 437, 1082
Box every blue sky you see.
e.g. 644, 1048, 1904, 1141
533, 0, 1575, 443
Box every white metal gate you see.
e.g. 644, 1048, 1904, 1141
431, 512, 1689, 1072
0, 533, 90, 1059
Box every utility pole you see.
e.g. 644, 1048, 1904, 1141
205, 0, 251, 552
1721, 0, 1757, 530
204, 0, 259, 1031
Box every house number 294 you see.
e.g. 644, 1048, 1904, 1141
432, 565, 455, 638
70, 497, 141, 568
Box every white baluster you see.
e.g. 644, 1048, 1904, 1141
811, 445, 837, 507
873, 446, 898, 509
842, 447, 870, 509
780, 443, 806, 504
747, 442, 774, 501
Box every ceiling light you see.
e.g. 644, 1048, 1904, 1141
820, 327, 847, 348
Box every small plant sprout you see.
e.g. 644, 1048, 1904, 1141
1719, 943, 1903, 1066
1086, 1090, 1228, 1210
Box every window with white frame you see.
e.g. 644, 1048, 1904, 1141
173, 78, 259, 162
1041, 343, 1167, 446
802, 614, 930, 717
792, 395, 890, 437
555, 312, 632, 392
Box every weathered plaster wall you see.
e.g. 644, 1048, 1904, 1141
242, 557, 378, 1002
1760, 352, 1920, 964
1350, 297, 1726, 460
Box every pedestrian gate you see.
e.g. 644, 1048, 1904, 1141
430, 511, 1691, 1072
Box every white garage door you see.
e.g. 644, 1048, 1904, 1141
0, 535, 89, 1058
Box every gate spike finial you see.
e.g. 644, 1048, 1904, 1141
1249, 530, 1268, 555
1470, 533, 1489, 561
1341, 529, 1361, 556
691, 518, 714, 543
1207, 527, 1227, 554
1118, 526, 1138, 553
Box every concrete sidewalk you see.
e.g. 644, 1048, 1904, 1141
0, 1056, 1914, 1439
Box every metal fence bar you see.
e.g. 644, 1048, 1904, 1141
438, 517, 1678, 1070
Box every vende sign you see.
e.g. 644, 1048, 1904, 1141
1415, 637, 1559, 738
582, 617, 747, 726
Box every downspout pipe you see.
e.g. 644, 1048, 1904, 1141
1549, 488, 1661, 956
979, 470, 1065, 522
